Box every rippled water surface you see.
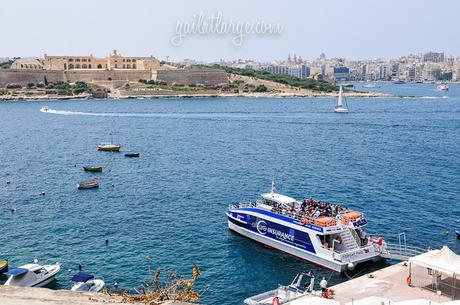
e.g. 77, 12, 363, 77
0, 83, 459, 305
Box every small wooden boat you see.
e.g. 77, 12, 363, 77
83, 167, 103, 172
0, 260, 8, 274
77, 178, 99, 190
97, 142, 121, 152
124, 152, 140, 158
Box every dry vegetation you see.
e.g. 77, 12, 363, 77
104, 257, 208, 305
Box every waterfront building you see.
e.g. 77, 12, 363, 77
10, 58, 43, 70
423, 51, 445, 63
264, 64, 310, 80
333, 66, 350, 81
43, 50, 160, 71
379, 65, 387, 80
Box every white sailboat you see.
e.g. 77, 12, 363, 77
334, 84, 349, 113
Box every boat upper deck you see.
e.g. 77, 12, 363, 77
231, 192, 365, 229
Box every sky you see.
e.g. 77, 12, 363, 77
1, 0, 459, 62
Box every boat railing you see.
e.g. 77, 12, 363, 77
332, 244, 375, 263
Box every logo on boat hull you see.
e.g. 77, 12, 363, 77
256, 220, 268, 235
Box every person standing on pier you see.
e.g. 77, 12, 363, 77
320, 277, 328, 297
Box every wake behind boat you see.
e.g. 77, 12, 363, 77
227, 182, 381, 272
4, 261, 61, 287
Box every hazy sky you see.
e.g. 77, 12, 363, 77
1, 0, 458, 62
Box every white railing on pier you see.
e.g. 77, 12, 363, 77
378, 243, 426, 261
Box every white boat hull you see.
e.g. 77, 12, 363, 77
334, 107, 348, 113
228, 220, 345, 272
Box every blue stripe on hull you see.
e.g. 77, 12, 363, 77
227, 214, 316, 254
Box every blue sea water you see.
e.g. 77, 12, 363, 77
0, 83, 459, 305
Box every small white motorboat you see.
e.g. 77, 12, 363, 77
334, 84, 349, 113
244, 272, 317, 305
40, 106, 50, 112
436, 83, 449, 92
4, 261, 61, 287
70, 272, 105, 292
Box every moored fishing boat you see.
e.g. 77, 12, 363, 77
0, 260, 8, 274
97, 141, 121, 152
4, 261, 61, 287
77, 178, 99, 189
70, 272, 105, 292
227, 182, 381, 272
124, 152, 140, 158
83, 166, 103, 172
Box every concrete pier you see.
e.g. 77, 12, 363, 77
330, 262, 451, 304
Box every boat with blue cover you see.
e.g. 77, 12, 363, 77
70, 272, 105, 292
4, 261, 61, 287
227, 182, 381, 272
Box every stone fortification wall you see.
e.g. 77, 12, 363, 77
156, 68, 228, 86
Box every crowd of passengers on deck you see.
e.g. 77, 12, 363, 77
270, 197, 350, 221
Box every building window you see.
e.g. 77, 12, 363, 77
88, 64, 92, 69
21, 64, 24, 68
97, 64, 102, 69
133, 64, 136, 69
82, 64, 87, 69
132, 59, 136, 62
76, 59, 80, 62
69, 59, 73, 62
122, 59, 125, 62
115, 64, 118, 68
127, 59, 131, 62
127, 64, 131, 69
69, 64, 74, 69
64, 63, 67, 70
76, 64, 81, 69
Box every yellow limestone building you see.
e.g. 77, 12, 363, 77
43, 50, 160, 71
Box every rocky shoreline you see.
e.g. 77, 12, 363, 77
0, 91, 396, 101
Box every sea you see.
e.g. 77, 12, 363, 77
0, 82, 459, 304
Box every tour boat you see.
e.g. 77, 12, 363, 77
0, 260, 8, 274
83, 166, 103, 172
334, 84, 348, 113
70, 272, 105, 292
227, 182, 381, 272
436, 83, 449, 92
77, 178, 99, 189
40, 106, 49, 112
124, 152, 140, 158
244, 272, 317, 305
97, 141, 121, 152
4, 261, 61, 287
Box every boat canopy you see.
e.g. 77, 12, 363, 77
71, 272, 94, 282
261, 192, 296, 205
5, 268, 28, 277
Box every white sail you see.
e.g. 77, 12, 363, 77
334, 84, 348, 113
337, 85, 344, 107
